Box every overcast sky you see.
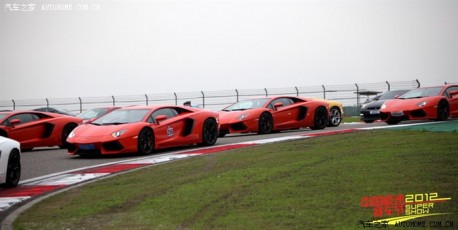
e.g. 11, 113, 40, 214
1, 0, 457, 100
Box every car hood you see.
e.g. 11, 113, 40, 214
362, 100, 386, 109
382, 97, 436, 111
218, 110, 257, 123
73, 123, 136, 137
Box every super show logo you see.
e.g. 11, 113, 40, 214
359, 192, 453, 228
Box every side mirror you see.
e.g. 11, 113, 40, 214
394, 95, 400, 99
273, 102, 284, 110
9, 119, 21, 128
155, 115, 168, 124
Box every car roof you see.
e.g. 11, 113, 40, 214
117, 105, 185, 110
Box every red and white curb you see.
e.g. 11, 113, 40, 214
0, 122, 436, 213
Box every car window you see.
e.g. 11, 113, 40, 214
268, 98, 294, 109
5, 113, 40, 125
78, 108, 109, 119
151, 108, 179, 120
379, 90, 409, 100
92, 109, 149, 125
444, 86, 458, 97
222, 98, 270, 111
399, 87, 442, 99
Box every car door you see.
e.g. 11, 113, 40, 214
3, 113, 47, 146
444, 86, 458, 116
151, 108, 197, 148
269, 98, 301, 129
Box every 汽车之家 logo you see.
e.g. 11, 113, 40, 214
358, 192, 454, 228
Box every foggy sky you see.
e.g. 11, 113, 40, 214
1, 0, 457, 100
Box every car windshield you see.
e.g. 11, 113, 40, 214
399, 87, 442, 99
92, 109, 149, 125
77, 108, 109, 120
0, 114, 7, 121
379, 90, 409, 100
222, 98, 269, 111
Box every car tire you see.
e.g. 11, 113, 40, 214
311, 106, 328, 130
328, 107, 342, 127
218, 130, 228, 138
436, 100, 449, 121
59, 123, 78, 149
200, 118, 218, 146
138, 128, 154, 155
4, 149, 21, 188
385, 118, 401, 125
364, 120, 375, 123
257, 112, 273, 134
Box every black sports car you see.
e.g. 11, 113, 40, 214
360, 90, 410, 123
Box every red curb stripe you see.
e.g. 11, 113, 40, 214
0, 185, 65, 197
73, 163, 150, 174
305, 129, 357, 137
182, 144, 257, 154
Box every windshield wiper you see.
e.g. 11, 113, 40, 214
405, 96, 424, 99
101, 122, 127, 125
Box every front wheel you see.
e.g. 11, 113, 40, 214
138, 128, 154, 155
385, 118, 401, 125
4, 149, 21, 187
201, 118, 218, 146
436, 100, 449, 121
257, 113, 273, 134
59, 123, 78, 149
328, 107, 342, 127
310, 107, 328, 130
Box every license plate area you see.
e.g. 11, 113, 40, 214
369, 110, 380, 115
79, 144, 95, 150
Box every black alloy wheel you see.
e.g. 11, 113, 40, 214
385, 118, 401, 125
5, 149, 21, 187
138, 128, 154, 155
218, 130, 228, 138
258, 112, 273, 134
59, 123, 78, 149
201, 118, 218, 146
311, 107, 328, 130
436, 100, 449, 121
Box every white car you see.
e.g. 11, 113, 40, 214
0, 136, 21, 187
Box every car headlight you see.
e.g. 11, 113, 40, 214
417, 101, 427, 107
112, 130, 126, 138
238, 113, 249, 120
68, 130, 75, 139
380, 103, 387, 110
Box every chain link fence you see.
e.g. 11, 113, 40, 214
0, 80, 422, 116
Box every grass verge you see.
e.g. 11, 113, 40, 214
343, 116, 361, 123
14, 130, 458, 229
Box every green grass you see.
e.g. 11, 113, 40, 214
343, 116, 361, 123
14, 130, 458, 229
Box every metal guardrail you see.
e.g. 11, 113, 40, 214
0, 80, 421, 114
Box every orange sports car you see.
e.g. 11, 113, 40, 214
380, 84, 458, 124
0, 111, 82, 151
218, 96, 329, 137
67, 105, 219, 156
